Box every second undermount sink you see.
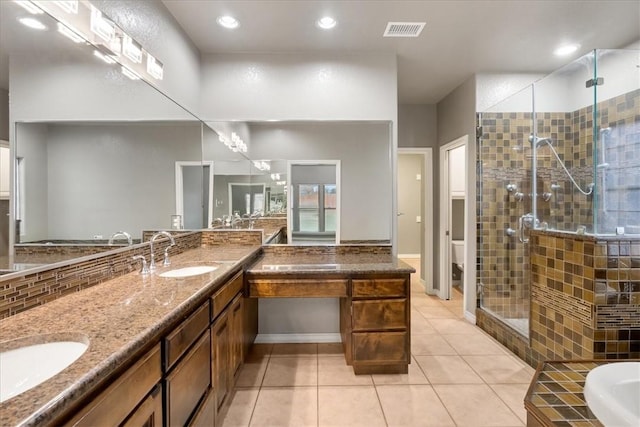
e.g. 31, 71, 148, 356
159, 265, 218, 278
584, 361, 640, 427
0, 339, 88, 403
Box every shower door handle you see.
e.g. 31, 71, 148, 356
518, 213, 538, 243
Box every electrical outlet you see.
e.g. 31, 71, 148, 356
416, 216, 421, 223
416, 174, 421, 181
93, 235, 103, 240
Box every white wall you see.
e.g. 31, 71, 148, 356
476, 73, 543, 112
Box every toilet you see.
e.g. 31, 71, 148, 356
451, 240, 465, 288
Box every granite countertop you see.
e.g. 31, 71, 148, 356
247, 253, 416, 275
0, 246, 260, 427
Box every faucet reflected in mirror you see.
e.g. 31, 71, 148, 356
108, 231, 132, 246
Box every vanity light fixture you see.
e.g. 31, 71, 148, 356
93, 49, 116, 64
218, 132, 247, 153
122, 34, 143, 63
217, 15, 239, 29
146, 54, 164, 80
58, 22, 85, 43
253, 161, 271, 172
90, 6, 115, 42
52, 0, 78, 14
121, 66, 141, 80
316, 16, 337, 30
271, 173, 281, 180
13, 1, 43, 14
276, 180, 287, 186
18, 16, 46, 30
554, 43, 580, 56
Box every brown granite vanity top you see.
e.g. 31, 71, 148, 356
0, 245, 260, 427
247, 252, 415, 275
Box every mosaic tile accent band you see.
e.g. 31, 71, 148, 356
0, 232, 201, 319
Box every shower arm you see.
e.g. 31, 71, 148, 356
535, 137, 594, 196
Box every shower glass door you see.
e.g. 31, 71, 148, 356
478, 85, 534, 337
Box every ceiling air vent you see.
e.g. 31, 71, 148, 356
383, 22, 425, 38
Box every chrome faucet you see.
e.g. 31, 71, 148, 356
108, 231, 132, 246
132, 255, 150, 275
149, 231, 176, 271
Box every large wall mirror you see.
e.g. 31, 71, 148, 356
1, 2, 393, 273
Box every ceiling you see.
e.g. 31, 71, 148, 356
162, 0, 640, 104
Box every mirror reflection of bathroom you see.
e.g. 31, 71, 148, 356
449, 144, 465, 296
0, 142, 9, 258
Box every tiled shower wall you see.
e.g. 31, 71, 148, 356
477, 89, 640, 366
478, 89, 639, 325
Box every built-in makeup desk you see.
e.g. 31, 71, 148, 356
245, 245, 415, 374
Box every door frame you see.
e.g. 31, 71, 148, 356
175, 161, 214, 228
287, 160, 341, 244
397, 147, 434, 293
227, 182, 266, 216
439, 135, 475, 322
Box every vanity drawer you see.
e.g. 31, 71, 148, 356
352, 278, 407, 298
352, 299, 407, 331
248, 278, 349, 297
352, 331, 408, 363
211, 271, 243, 319
166, 331, 211, 427
164, 302, 209, 370
67, 344, 161, 427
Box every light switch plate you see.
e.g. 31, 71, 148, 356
416, 174, 421, 180
416, 216, 421, 223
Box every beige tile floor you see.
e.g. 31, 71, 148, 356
222, 259, 536, 426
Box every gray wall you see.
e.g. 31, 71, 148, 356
398, 104, 438, 149
398, 104, 438, 285
397, 154, 423, 255
15, 124, 48, 242
437, 76, 477, 313
0, 89, 8, 141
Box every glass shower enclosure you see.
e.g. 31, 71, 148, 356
477, 49, 640, 337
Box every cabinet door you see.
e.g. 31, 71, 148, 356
229, 294, 243, 381
165, 332, 211, 427
212, 311, 230, 410
122, 384, 163, 427
65, 345, 161, 427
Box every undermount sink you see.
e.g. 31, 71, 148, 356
159, 265, 218, 278
584, 362, 640, 427
0, 339, 89, 403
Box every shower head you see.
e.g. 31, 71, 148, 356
528, 134, 553, 149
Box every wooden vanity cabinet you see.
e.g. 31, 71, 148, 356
65, 345, 162, 427
211, 310, 230, 411
348, 276, 410, 375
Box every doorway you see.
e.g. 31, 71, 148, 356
287, 161, 340, 245
397, 148, 433, 293
439, 136, 470, 304
228, 183, 266, 216
175, 161, 214, 229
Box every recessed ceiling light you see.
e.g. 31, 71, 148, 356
554, 44, 580, 56
217, 15, 239, 29
317, 16, 337, 30
18, 16, 46, 30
